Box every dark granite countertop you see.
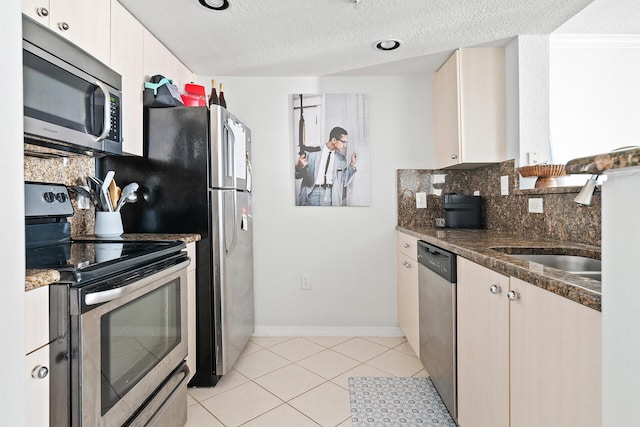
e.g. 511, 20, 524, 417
566, 146, 640, 174
397, 226, 601, 311
25, 233, 201, 291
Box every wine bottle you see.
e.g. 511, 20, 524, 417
219, 83, 227, 109
208, 79, 219, 106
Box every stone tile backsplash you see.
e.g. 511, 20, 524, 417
397, 160, 601, 247
25, 155, 95, 236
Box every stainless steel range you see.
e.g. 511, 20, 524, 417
25, 182, 190, 426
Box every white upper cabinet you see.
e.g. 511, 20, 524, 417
23, 0, 111, 65
433, 48, 506, 169
143, 28, 195, 94
110, 0, 144, 155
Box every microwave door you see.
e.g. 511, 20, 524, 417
23, 41, 118, 155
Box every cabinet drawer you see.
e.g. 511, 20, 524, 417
398, 232, 418, 260
25, 286, 49, 355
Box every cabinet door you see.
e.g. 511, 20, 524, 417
25, 286, 49, 355
433, 50, 461, 169
25, 345, 50, 427
457, 257, 509, 427
49, 0, 111, 65
22, 0, 50, 26
398, 252, 419, 356
458, 48, 506, 165
110, 0, 144, 156
509, 277, 601, 427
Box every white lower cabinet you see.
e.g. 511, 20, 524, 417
457, 258, 601, 427
25, 345, 50, 427
397, 232, 419, 357
24, 286, 51, 426
186, 242, 197, 382
457, 258, 510, 427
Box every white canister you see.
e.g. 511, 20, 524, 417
94, 211, 124, 238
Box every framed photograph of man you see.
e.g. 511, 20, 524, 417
291, 93, 370, 207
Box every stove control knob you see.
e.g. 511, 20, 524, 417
44, 192, 55, 203
56, 192, 68, 203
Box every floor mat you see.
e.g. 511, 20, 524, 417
348, 377, 457, 426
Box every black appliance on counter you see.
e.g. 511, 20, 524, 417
442, 193, 483, 229
98, 105, 254, 387
25, 182, 190, 426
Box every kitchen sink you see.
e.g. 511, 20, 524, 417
506, 253, 601, 280
491, 248, 601, 281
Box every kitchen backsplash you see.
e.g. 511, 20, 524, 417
25, 155, 95, 236
397, 159, 601, 247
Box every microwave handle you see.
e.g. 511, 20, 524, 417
94, 80, 112, 142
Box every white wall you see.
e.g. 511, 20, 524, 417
0, 2, 26, 424
197, 76, 432, 335
550, 35, 640, 163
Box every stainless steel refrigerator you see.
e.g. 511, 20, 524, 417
99, 105, 254, 387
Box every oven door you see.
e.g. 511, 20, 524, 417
74, 260, 189, 427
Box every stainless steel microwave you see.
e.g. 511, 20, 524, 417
22, 15, 122, 157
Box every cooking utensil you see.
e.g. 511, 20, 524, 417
109, 179, 119, 209
87, 176, 104, 210
101, 171, 115, 211
116, 182, 139, 212
72, 185, 91, 198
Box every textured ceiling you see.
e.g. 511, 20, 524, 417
118, 0, 632, 76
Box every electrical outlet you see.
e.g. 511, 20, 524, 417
301, 274, 311, 290
528, 198, 544, 213
416, 192, 427, 209
500, 175, 509, 195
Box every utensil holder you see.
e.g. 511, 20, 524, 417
94, 211, 124, 238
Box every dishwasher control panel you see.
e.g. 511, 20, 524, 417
417, 240, 457, 283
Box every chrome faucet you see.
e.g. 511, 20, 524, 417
574, 175, 599, 206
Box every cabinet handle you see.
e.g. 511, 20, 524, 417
58, 22, 70, 31
36, 7, 49, 17
31, 365, 49, 379
489, 284, 502, 294
403, 243, 410, 248
402, 261, 411, 269
451, 154, 458, 160
507, 290, 520, 301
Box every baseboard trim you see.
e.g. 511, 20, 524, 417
252, 326, 404, 337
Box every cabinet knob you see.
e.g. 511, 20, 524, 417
31, 365, 49, 379
507, 290, 520, 301
403, 243, 410, 248
58, 22, 70, 31
36, 7, 49, 17
489, 284, 502, 294
451, 154, 458, 160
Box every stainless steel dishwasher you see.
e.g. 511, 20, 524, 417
417, 240, 457, 422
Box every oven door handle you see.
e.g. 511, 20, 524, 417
84, 260, 190, 306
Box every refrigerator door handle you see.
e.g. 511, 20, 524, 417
224, 122, 238, 255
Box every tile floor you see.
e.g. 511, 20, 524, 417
186, 336, 427, 426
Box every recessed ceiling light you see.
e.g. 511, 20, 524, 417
375, 39, 402, 51
199, 0, 230, 10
